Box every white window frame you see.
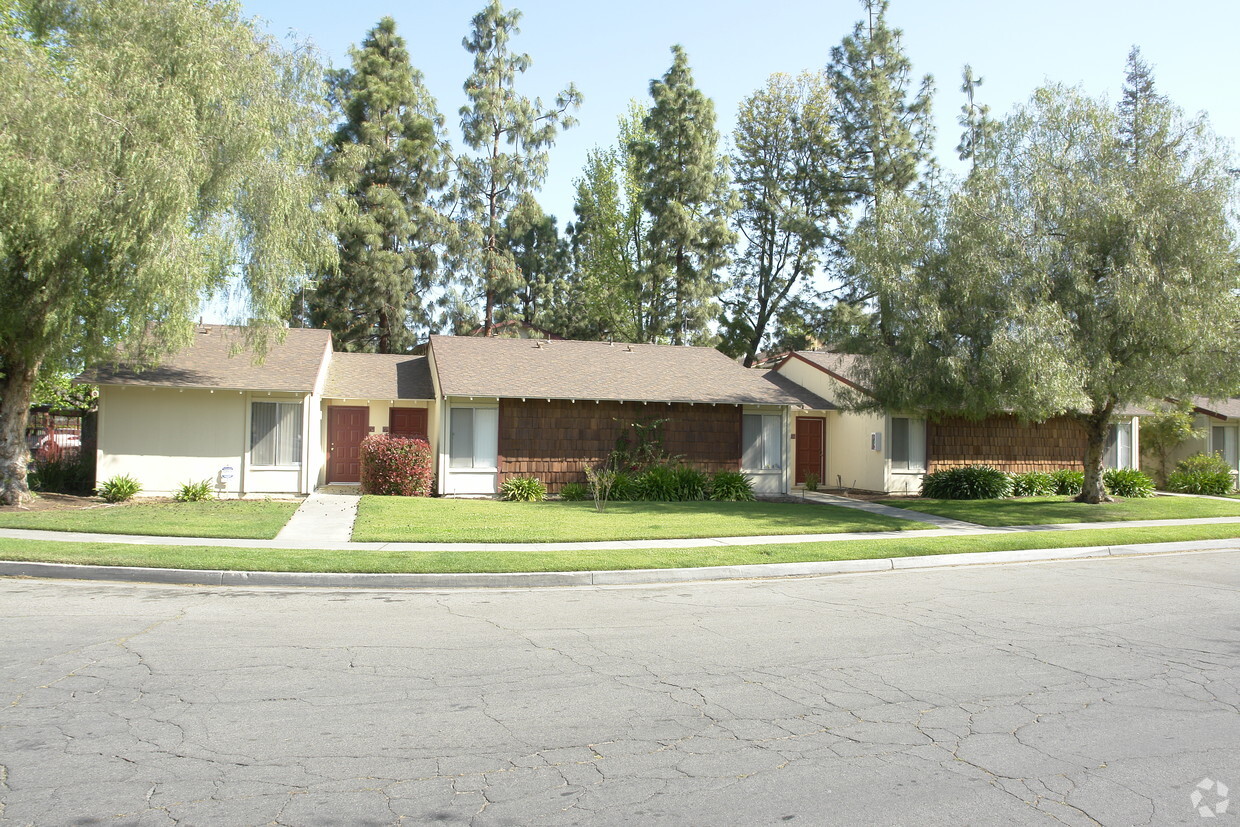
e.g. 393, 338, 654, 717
250, 401, 303, 468
1212, 426, 1239, 489
449, 406, 498, 471
1105, 423, 1134, 470
742, 413, 783, 472
890, 416, 926, 472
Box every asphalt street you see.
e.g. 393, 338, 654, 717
1, 551, 1238, 825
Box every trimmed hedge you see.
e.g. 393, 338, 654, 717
359, 435, 433, 496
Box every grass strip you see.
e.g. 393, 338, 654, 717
877, 495, 1240, 527
0, 501, 301, 540
352, 497, 927, 543
1, 523, 1238, 575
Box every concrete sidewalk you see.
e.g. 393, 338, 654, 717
2, 515, 1238, 553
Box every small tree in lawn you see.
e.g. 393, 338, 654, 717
1140, 402, 1204, 488
849, 51, 1240, 503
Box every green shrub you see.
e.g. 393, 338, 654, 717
559, 482, 589, 501
673, 466, 709, 501
173, 479, 215, 502
608, 471, 637, 501
635, 465, 681, 501
500, 476, 547, 502
1050, 468, 1085, 496
97, 474, 141, 503
1166, 453, 1235, 496
1102, 468, 1155, 498
920, 465, 1012, 500
28, 453, 94, 495
710, 470, 755, 502
359, 435, 433, 496
1009, 471, 1056, 497
803, 471, 819, 492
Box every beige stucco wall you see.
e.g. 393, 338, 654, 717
97, 386, 317, 496
825, 410, 889, 493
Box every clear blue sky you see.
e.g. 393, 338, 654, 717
241, 0, 1240, 229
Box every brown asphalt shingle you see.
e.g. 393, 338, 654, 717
83, 325, 331, 392
323, 353, 434, 400
1191, 396, 1240, 420
429, 335, 833, 408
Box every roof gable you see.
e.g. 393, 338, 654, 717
323, 353, 434, 400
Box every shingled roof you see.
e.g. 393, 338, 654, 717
323, 353, 434, 400
428, 335, 833, 409
1190, 396, 1240, 420
84, 325, 331, 392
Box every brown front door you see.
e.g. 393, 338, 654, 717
389, 407, 428, 440
795, 417, 824, 485
327, 406, 368, 483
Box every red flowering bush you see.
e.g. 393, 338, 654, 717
359, 435, 433, 496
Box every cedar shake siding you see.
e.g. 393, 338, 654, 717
928, 415, 1085, 473
498, 399, 742, 491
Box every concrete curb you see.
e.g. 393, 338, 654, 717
2, 539, 1237, 590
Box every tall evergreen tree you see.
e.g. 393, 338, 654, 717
825, 0, 934, 340
457, 0, 581, 335
558, 106, 654, 342
956, 64, 995, 164
309, 17, 448, 353
499, 195, 569, 327
722, 71, 847, 366
630, 45, 736, 345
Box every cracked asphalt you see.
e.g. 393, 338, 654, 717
1, 551, 1238, 826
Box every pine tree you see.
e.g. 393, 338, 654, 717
723, 71, 847, 366
826, 0, 935, 339
457, 0, 581, 335
308, 17, 448, 353
956, 64, 995, 164
630, 45, 736, 345
499, 196, 569, 327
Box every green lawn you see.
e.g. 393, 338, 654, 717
878, 495, 1240, 527
1, 523, 1238, 574
351, 497, 928, 543
0, 500, 300, 539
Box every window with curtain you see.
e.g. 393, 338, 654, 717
450, 407, 498, 469
1105, 423, 1133, 469
890, 417, 925, 471
251, 402, 302, 466
1213, 426, 1238, 471
742, 414, 782, 471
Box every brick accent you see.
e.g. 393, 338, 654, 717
928, 415, 1085, 473
498, 399, 741, 492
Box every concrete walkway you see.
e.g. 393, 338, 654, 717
799, 490, 984, 529
274, 487, 361, 542
3, 515, 1239, 553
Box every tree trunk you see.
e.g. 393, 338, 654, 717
0, 356, 40, 506
1076, 408, 1113, 504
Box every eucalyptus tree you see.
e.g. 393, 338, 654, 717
630, 45, 736, 345
457, 0, 581, 335
851, 56, 1240, 503
309, 17, 450, 353
722, 71, 847, 366
0, 0, 336, 504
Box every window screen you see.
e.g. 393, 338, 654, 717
251, 402, 302, 466
890, 417, 925, 471
450, 407, 498, 469
742, 414, 782, 471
